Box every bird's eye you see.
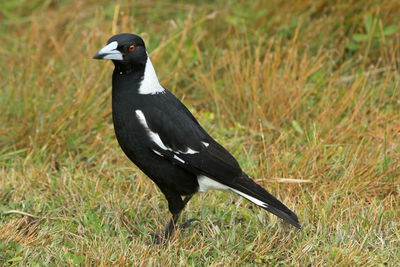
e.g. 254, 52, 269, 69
129, 44, 135, 52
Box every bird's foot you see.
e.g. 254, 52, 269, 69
150, 218, 200, 244
178, 218, 200, 229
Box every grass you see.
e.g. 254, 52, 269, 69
1, 0, 399, 265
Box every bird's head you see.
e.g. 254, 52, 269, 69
93, 33, 147, 66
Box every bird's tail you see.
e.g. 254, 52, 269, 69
230, 173, 301, 229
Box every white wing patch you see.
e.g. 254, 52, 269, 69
202, 141, 209, 148
230, 188, 269, 208
184, 148, 198, 154
152, 149, 163, 157
197, 175, 229, 192
135, 110, 168, 150
173, 155, 185, 163
138, 56, 165, 95
136, 109, 199, 161
197, 175, 269, 209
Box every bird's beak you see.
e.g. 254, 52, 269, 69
93, 41, 123, 60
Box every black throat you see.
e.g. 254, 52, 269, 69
111, 61, 147, 99
113, 61, 145, 76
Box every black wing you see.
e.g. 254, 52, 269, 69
141, 90, 243, 183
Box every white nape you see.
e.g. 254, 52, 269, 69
230, 188, 269, 208
197, 175, 229, 192
138, 56, 165, 95
136, 110, 168, 150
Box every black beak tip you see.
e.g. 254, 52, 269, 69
93, 52, 103, 60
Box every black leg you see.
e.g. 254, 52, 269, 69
163, 194, 196, 239
153, 194, 199, 243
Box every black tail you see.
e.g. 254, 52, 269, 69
230, 173, 301, 229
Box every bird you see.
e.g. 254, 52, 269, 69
93, 33, 300, 241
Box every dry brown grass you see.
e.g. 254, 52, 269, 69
1, 0, 399, 265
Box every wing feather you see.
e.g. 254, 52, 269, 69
141, 91, 242, 183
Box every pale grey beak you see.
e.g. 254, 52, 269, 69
93, 41, 123, 60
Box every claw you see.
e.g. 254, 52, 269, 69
150, 232, 165, 244
150, 218, 200, 244
179, 218, 200, 229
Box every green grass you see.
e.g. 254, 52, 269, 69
1, 0, 399, 265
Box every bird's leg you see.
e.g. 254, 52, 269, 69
153, 194, 199, 243
163, 194, 200, 237
163, 211, 182, 240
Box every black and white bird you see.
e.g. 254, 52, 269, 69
93, 34, 300, 240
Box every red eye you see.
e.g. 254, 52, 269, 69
129, 44, 135, 52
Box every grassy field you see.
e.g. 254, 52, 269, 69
1, 0, 399, 265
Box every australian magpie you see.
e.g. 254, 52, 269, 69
93, 34, 300, 241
